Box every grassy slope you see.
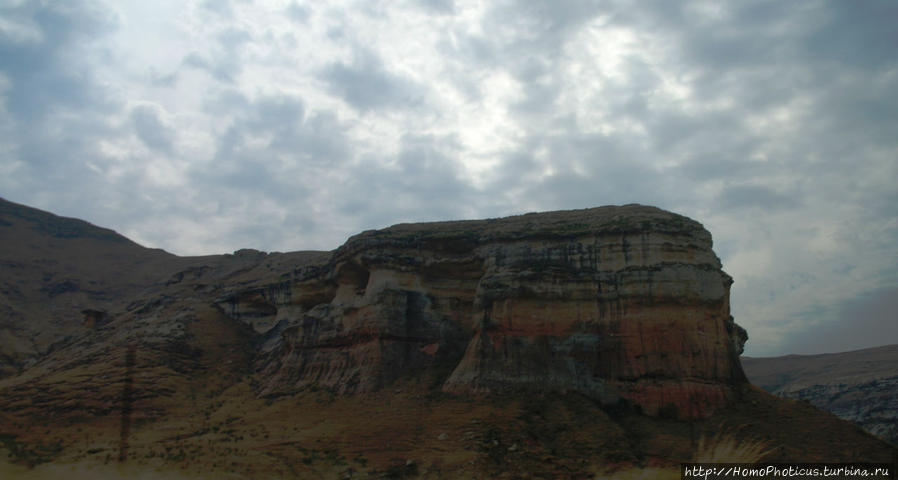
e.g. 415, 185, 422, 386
742, 345, 898, 392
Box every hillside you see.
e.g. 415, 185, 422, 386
1, 199, 894, 478
0, 197, 179, 377
743, 345, 898, 445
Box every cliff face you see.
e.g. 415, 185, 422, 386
0, 200, 745, 418
4, 200, 896, 477
249, 205, 747, 417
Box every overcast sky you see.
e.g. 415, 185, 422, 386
2, 0, 896, 356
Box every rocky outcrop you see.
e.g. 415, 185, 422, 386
0, 198, 746, 418
4, 199, 896, 476
80, 309, 109, 328
254, 205, 747, 417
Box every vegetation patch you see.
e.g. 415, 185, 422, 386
0, 433, 63, 467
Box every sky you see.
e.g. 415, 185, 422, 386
1, 0, 896, 356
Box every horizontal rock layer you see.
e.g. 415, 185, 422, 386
6, 199, 897, 475
249, 205, 747, 417
1, 199, 746, 419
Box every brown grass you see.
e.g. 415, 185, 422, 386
0, 460, 225, 480
693, 428, 772, 463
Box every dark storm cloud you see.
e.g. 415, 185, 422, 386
178, 25, 252, 86
673, 3, 801, 69
646, 109, 751, 158
509, 57, 561, 115
414, 0, 455, 15
336, 134, 476, 228
672, 151, 762, 183
800, 2, 898, 69
485, 0, 604, 45
444, 0, 605, 110
2, 0, 896, 354
195, 93, 350, 204
200, 0, 234, 19
0, 1, 117, 122
319, 48, 425, 111
528, 133, 670, 209
216, 27, 251, 51
183, 51, 241, 83
445, 0, 897, 357
0, 0, 123, 222
716, 185, 801, 211
149, 70, 179, 88
131, 106, 175, 154
201, 87, 250, 115
285, 2, 311, 23
628, 0, 898, 149
244, 96, 349, 164
780, 287, 898, 354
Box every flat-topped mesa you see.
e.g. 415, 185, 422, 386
257, 204, 747, 418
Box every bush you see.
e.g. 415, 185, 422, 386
658, 402, 679, 420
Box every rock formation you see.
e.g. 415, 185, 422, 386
3, 198, 895, 477
232, 205, 748, 417
0, 199, 746, 417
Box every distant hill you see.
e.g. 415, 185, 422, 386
0, 198, 140, 244
0, 197, 325, 378
743, 345, 898, 445
0, 197, 177, 377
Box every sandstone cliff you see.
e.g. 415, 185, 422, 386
1, 200, 746, 417
3, 200, 895, 477
230, 205, 748, 417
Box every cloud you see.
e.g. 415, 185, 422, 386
414, 0, 455, 15
182, 51, 241, 83
779, 287, 898, 354
285, 2, 311, 23
336, 132, 477, 227
200, 0, 233, 19
0, 1, 117, 122
131, 105, 175, 154
319, 48, 426, 111
216, 27, 251, 51
195, 93, 351, 197
799, 2, 898, 69
0, 0, 122, 210
1, 0, 896, 356
716, 185, 801, 211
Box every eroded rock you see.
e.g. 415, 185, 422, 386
254, 205, 747, 417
